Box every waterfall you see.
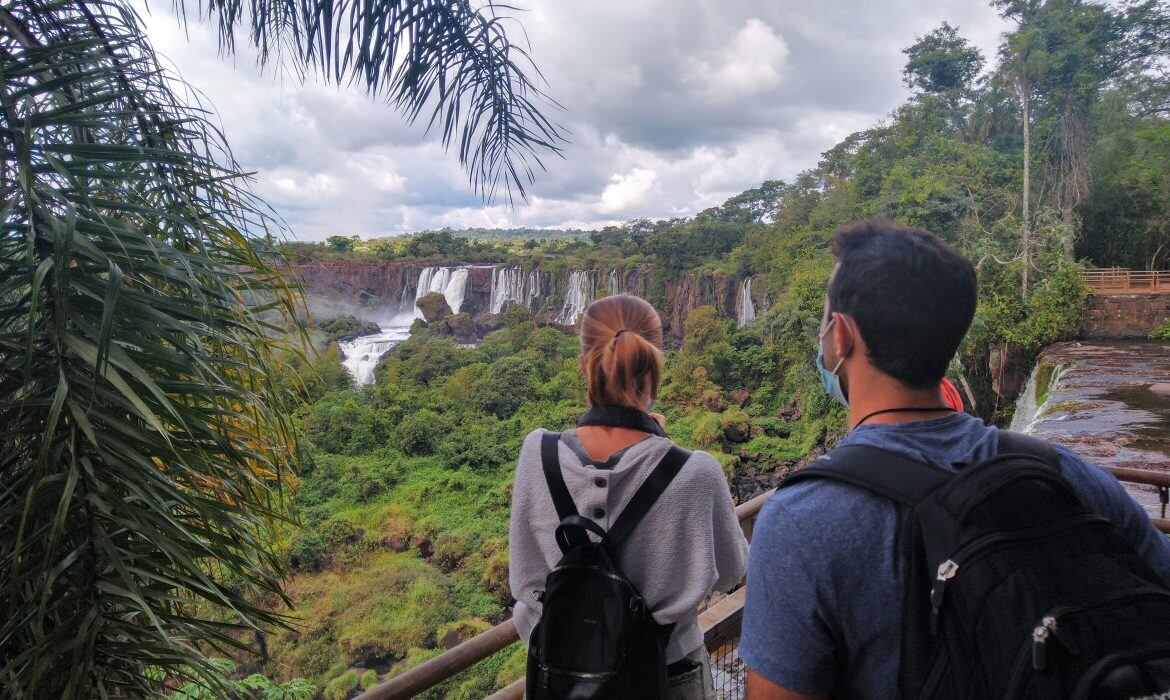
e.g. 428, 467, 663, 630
414, 266, 470, 315
526, 270, 542, 307
736, 277, 756, 327
1009, 361, 1070, 434
608, 269, 624, 295
489, 267, 544, 314
490, 267, 524, 314
556, 270, 598, 325
339, 326, 412, 385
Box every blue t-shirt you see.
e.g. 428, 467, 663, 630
739, 413, 1170, 698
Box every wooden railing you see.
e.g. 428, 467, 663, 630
1082, 268, 1170, 294
357, 467, 1170, 700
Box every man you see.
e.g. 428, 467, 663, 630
740, 220, 1170, 699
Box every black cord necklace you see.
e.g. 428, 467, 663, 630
853, 406, 954, 429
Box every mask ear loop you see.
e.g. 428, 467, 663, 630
823, 313, 855, 374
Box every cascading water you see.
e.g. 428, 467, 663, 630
608, 269, 623, 295
489, 266, 543, 314
415, 266, 469, 315
1009, 361, 1070, 434
338, 324, 412, 385
525, 270, 541, 307
556, 270, 598, 325
736, 277, 756, 327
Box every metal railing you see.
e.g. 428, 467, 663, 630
357, 467, 1170, 700
357, 491, 771, 700
1082, 268, 1170, 294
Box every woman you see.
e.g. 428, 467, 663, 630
509, 294, 748, 699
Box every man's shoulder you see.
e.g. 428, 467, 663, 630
757, 476, 900, 554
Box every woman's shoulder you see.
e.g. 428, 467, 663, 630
665, 442, 727, 487
519, 428, 552, 459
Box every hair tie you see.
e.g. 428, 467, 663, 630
614, 329, 629, 338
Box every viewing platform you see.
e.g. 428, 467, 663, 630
356, 466, 1170, 700
1082, 268, 1170, 295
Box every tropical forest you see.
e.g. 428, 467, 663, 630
2, 0, 1169, 699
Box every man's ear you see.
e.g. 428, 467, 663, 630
832, 313, 856, 360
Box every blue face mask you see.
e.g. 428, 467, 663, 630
817, 318, 849, 407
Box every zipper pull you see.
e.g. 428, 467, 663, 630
1031, 616, 1057, 671
930, 559, 959, 635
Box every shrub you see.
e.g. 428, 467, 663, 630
691, 412, 723, 448
323, 669, 357, 700
396, 409, 445, 455
360, 670, 379, 691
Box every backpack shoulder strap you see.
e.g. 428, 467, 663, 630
607, 445, 691, 547
781, 444, 953, 506
996, 429, 1061, 466
540, 431, 578, 521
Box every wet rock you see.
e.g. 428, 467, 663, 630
729, 390, 752, 408
1015, 341, 1170, 518
411, 534, 434, 559
701, 390, 727, 412
778, 396, 802, 422
989, 342, 1029, 401
433, 312, 477, 342
416, 292, 452, 323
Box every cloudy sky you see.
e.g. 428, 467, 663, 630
141, 1, 1008, 241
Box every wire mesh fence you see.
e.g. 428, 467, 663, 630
706, 619, 746, 700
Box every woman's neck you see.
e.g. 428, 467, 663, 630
574, 425, 650, 463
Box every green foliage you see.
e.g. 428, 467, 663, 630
903, 22, 985, 94
323, 670, 358, 700
262, 4, 1170, 696
164, 659, 315, 700
314, 315, 381, 343
1150, 319, 1170, 341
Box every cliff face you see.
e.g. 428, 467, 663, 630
294, 260, 419, 310
663, 272, 737, 338
295, 259, 753, 341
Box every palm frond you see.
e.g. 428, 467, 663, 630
1, 1, 305, 696
183, 0, 567, 202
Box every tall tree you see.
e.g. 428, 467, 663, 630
995, 3, 1046, 296
902, 22, 985, 96
0, 0, 562, 697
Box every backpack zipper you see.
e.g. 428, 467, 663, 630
1031, 616, 1057, 671
1030, 587, 1170, 671
927, 513, 1106, 634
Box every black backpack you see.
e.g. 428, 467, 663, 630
525, 432, 689, 700
781, 430, 1170, 699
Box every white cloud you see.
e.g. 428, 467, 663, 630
138, 0, 1008, 239
687, 19, 790, 98
600, 169, 659, 214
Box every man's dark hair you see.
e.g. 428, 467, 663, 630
828, 220, 977, 389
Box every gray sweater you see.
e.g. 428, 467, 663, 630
508, 428, 749, 663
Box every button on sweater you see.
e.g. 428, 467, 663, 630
509, 428, 749, 663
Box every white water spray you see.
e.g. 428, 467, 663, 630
608, 269, 624, 295
556, 270, 598, 325
415, 266, 470, 315
1009, 362, 1070, 434
338, 324, 412, 385
737, 277, 756, 327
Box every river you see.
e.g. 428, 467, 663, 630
1010, 340, 1170, 517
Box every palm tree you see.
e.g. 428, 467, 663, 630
0, 0, 563, 696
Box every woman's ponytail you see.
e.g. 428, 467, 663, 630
579, 295, 664, 410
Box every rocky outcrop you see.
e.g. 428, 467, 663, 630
662, 271, 737, 339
